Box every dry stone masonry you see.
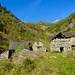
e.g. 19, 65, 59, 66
32, 42, 46, 51
50, 32, 75, 52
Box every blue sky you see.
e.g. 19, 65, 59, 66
0, 0, 75, 23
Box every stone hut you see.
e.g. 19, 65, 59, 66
8, 41, 33, 58
50, 32, 75, 52
0, 41, 33, 59
32, 42, 46, 51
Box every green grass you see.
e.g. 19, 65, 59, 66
0, 51, 75, 75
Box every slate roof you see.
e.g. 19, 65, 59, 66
52, 32, 75, 40
63, 32, 75, 38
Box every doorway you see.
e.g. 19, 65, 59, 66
8, 49, 15, 58
60, 47, 64, 52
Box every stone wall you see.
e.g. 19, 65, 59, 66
50, 38, 72, 52
70, 38, 75, 45
0, 51, 8, 60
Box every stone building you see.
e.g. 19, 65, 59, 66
8, 41, 33, 58
32, 42, 46, 51
0, 41, 33, 60
50, 32, 75, 52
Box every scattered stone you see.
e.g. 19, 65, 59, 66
50, 56, 57, 59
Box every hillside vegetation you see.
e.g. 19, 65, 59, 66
0, 5, 75, 75
45, 12, 75, 37
0, 51, 75, 75
0, 6, 49, 53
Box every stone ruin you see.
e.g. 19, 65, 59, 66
0, 41, 32, 60
0, 41, 46, 60
32, 41, 46, 51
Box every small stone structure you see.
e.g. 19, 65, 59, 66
32, 42, 46, 51
50, 32, 75, 52
8, 41, 32, 58
0, 41, 33, 60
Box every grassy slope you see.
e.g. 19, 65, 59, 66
0, 51, 75, 75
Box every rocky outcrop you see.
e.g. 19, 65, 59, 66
14, 49, 41, 63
